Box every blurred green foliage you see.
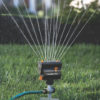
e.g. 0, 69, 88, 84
59, 0, 100, 23
0, 0, 100, 23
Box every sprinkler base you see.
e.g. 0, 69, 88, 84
40, 97, 59, 100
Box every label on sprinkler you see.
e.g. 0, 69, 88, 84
40, 97, 59, 100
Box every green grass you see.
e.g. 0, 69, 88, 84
0, 44, 100, 100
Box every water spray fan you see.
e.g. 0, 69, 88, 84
11, 60, 62, 100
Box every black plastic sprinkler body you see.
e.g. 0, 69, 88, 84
39, 60, 62, 100
11, 60, 62, 100
38, 60, 62, 85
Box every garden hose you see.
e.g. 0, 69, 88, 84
11, 90, 44, 100
11, 86, 55, 100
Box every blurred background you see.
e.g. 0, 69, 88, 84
0, 0, 100, 44
0, 0, 100, 100
0, 0, 100, 15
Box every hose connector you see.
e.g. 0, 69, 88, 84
43, 85, 55, 94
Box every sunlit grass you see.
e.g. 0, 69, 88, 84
0, 44, 100, 100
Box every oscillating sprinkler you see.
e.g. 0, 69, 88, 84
39, 60, 62, 100
11, 60, 62, 100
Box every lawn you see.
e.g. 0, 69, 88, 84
0, 44, 100, 100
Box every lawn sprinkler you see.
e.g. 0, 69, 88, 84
11, 60, 62, 100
